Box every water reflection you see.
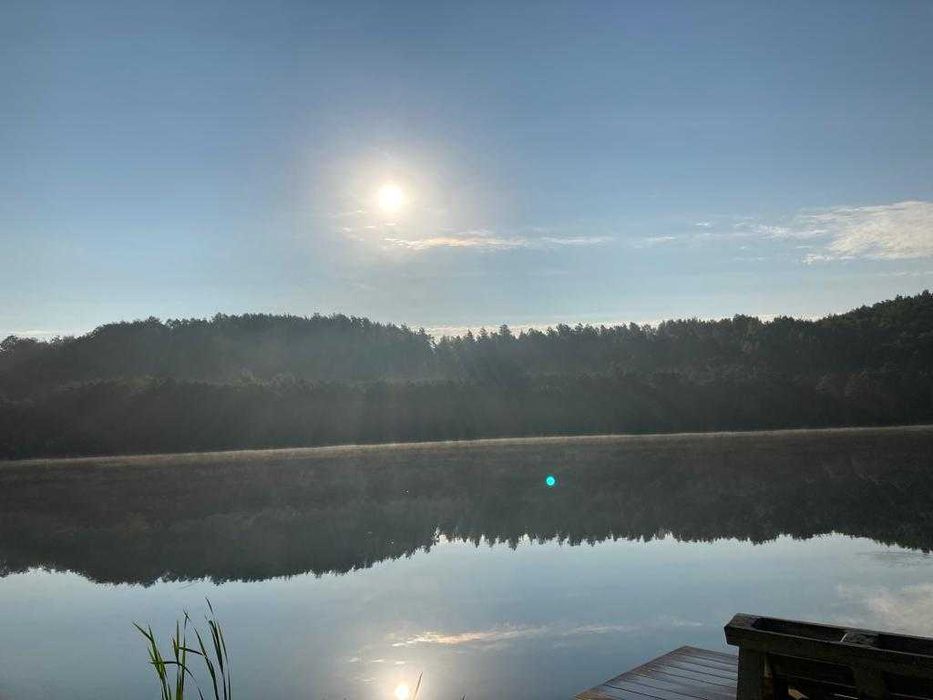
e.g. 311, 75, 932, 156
2, 427, 931, 584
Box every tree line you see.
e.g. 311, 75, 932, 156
1, 292, 931, 458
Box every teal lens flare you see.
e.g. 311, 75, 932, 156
545, 474, 557, 487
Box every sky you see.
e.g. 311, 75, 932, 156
2, 0, 932, 338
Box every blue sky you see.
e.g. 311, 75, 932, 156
2, 0, 932, 337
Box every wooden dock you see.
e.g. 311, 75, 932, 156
575, 646, 738, 700
577, 614, 933, 700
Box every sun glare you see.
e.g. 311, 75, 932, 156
377, 182, 405, 214
394, 683, 411, 700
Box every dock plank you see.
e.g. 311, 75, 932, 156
667, 657, 736, 675
662, 659, 738, 680
669, 649, 737, 670
631, 666, 736, 689
618, 670, 735, 695
615, 673, 737, 700
576, 646, 738, 700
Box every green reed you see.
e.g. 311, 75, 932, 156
134, 599, 231, 700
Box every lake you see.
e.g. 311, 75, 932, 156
2, 427, 933, 699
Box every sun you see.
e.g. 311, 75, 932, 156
393, 683, 411, 700
377, 182, 405, 215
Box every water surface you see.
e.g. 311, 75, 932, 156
2, 427, 932, 699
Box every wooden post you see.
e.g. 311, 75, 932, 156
852, 668, 887, 700
843, 630, 887, 700
737, 648, 767, 700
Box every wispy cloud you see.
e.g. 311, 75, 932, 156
751, 223, 826, 240
343, 199, 933, 264
847, 269, 933, 279
857, 550, 933, 567
384, 233, 527, 251
629, 228, 764, 249
390, 617, 702, 649
630, 234, 679, 249
331, 208, 367, 219
628, 200, 933, 265
392, 626, 548, 647
836, 582, 933, 636
797, 201, 933, 262
540, 236, 613, 246
383, 231, 612, 252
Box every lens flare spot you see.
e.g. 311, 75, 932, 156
394, 683, 411, 700
545, 474, 557, 487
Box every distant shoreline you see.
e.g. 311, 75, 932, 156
6, 423, 932, 469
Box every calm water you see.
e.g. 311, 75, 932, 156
2, 428, 933, 699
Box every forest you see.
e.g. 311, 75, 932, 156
1, 291, 931, 458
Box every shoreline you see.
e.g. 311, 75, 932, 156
5, 422, 932, 470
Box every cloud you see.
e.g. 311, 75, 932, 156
751, 223, 826, 240
540, 236, 613, 246
391, 626, 548, 647
842, 269, 933, 279
629, 201, 933, 264
857, 550, 933, 566
383, 231, 612, 252
630, 228, 764, 249
795, 200, 933, 262
630, 234, 680, 248
836, 582, 933, 636
384, 233, 528, 251
390, 617, 702, 649
331, 208, 367, 219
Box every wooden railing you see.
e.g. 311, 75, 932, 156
725, 613, 933, 700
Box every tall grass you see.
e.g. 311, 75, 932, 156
134, 599, 231, 700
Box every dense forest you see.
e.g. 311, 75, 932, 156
1, 292, 932, 458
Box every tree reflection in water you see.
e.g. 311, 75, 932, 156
2, 427, 931, 585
